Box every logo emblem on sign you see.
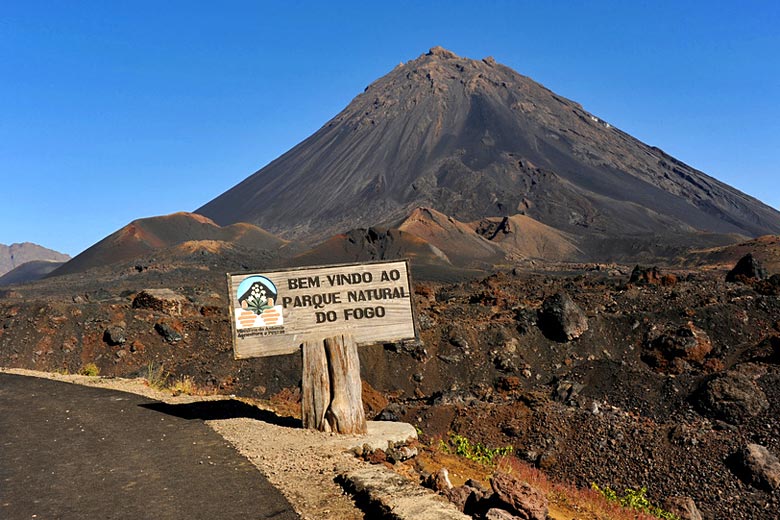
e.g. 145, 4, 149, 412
234, 276, 284, 329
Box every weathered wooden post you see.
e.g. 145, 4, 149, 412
302, 333, 366, 434
227, 260, 416, 435
301, 338, 331, 432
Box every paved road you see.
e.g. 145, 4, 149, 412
0, 373, 298, 519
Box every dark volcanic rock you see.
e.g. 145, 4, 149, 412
103, 325, 127, 346
694, 371, 769, 424
756, 274, 780, 295
732, 443, 780, 491
132, 289, 192, 316
629, 265, 677, 286
154, 321, 183, 343
537, 292, 588, 342
726, 253, 767, 283
743, 336, 780, 364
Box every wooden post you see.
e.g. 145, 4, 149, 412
324, 334, 367, 434
301, 333, 367, 434
301, 340, 331, 432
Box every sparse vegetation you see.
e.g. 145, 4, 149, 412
591, 483, 680, 520
168, 375, 197, 396
78, 363, 99, 376
144, 362, 168, 390
439, 432, 514, 466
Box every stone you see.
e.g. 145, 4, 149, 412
663, 496, 703, 520
726, 253, 767, 283
733, 443, 780, 491
643, 322, 712, 373
132, 289, 192, 316
154, 321, 183, 343
490, 472, 548, 520
426, 468, 453, 492
102, 325, 126, 346
629, 265, 662, 285
496, 376, 522, 392
442, 485, 473, 511
628, 265, 677, 287
537, 292, 588, 342
553, 380, 584, 403
376, 402, 405, 422
695, 371, 769, 424
338, 464, 470, 519
756, 274, 780, 296
386, 445, 417, 463
364, 448, 387, 465
485, 508, 520, 520
743, 335, 780, 364
513, 307, 537, 334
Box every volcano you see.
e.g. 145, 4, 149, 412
197, 47, 780, 262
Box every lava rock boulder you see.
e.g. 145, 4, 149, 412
537, 292, 588, 342
726, 254, 767, 283
694, 371, 769, 424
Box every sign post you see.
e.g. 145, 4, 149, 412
227, 260, 417, 434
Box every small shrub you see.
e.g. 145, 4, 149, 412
591, 483, 680, 520
168, 375, 197, 396
79, 363, 100, 377
441, 433, 514, 466
145, 362, 169, 390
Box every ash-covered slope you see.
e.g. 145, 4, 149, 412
197, 47, 780, 260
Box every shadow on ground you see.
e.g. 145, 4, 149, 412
141, 399, 302, 428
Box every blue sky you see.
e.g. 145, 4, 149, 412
2, 1, 778, 256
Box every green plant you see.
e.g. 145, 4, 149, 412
591, 483, 680, 520
145, 362, 169, 390
79, 363, 100, 377
441, 433, 514, 466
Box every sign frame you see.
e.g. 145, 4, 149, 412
226, 259, 418, 359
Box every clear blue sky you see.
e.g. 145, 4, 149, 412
2, 1, 778, 256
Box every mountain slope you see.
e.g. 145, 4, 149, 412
196, 47, 780, 262
0, 243, 70, 277
50, 212, 285, 276
0, 260, 67, 286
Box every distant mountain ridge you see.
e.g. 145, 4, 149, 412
197, 47, 780, 262
0, 242, 70, 277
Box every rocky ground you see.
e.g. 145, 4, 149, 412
2, 248, 780, 518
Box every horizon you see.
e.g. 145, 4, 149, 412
2, 1, 778, 256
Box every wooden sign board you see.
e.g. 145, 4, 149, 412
227, 260, 417, 359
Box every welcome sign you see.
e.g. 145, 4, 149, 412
227, 260, 417, 358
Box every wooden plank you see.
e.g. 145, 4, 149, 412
323, 334, 367, 434
227, 260, 417, 359
301, 340, 331, 432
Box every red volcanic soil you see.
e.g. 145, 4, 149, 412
51, 212, 285, 276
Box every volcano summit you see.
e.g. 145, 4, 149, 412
201, 47, 780, 263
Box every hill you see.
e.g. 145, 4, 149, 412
49, 212, 285, 277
